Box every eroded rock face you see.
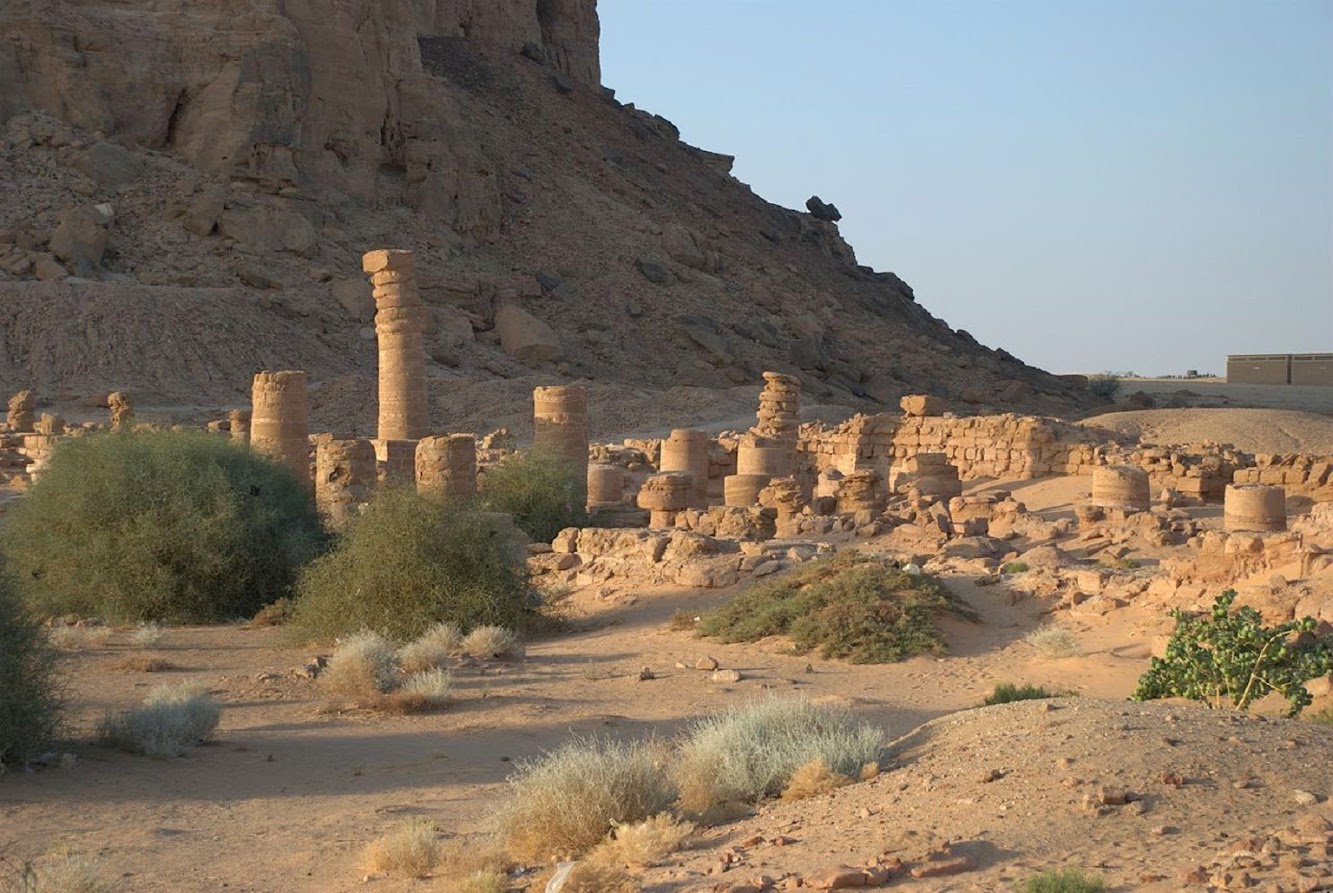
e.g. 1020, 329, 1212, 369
0, 0, 598, 239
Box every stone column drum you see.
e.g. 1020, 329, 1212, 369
416, 434, 478, 498
250, 371, 310, 477
533, 385, 589, 506
659, 428, 711, 507
637, 472, 692, 528
363, 249, 429, 442
756, 372, 801, 441
315, 439, 377, 529
724, 473, 772, 508
587, 464, 625, 510
1224, 483, 1286, 533
107, 391, 134, 431
229, 409, 251, 445
1091, 465, 1151, 512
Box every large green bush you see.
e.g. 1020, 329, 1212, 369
292, 488, 530, 642
482, 450, 586, 543
0, 573, 61, 765
3, 430, 327, 623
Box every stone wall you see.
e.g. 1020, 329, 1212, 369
1233, 454, 1333, 499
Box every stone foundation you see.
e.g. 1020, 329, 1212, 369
416, 434, 478, 498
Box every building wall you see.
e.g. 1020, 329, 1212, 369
1227, 354, 1291, 385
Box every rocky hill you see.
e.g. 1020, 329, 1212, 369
0, 0, 1097, 436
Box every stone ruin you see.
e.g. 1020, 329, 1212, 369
250, 370, 310, 476
363, 249, 429, 444
107, 391, 133, 431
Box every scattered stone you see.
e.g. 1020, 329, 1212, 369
495, 303, 564, 363
695, 656, 720, 671
636, 257, 670, 284
805, 196, 842, 222
711, 669, 743, 684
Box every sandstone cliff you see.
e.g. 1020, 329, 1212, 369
0, 0, 1095, 433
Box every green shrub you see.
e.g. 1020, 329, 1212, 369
1309, 706, 1333, 727
1086, 373, 1122, 399
1024, 868, 1106, 893
983, 683, 1060, 705
698, 552, 975, 663
482, 451, 586, 543
97, 682, 220, 758
1133, 590, 1333, 716
0, 574, 61, 766
675, 697, 882, 816
499, 736, 675, 862
1001, 561, 1029, 574
3, 430, 327, 623
291, 488, 529, 642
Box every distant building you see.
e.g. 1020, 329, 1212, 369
1227, 353, 1333, 386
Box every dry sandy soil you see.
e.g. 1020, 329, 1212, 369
3, 468, 1331, 892
1081, 408, 1333, 455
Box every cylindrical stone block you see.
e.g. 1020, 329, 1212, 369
315, 439, 376, 529
637, 472, 693, 513
737, 443, 794, 477
364, 249, 430, 442
659, 429, 711, 507
229, 409, 251, 445
1091, 465, 1151, 512
250, 371, 310, 478
416, 434, 478, 498
1224, 484, 1286, 533
374, 438, 418, 485
724, 473, 772, 508
533, 385, 588, 506
587, 464, 625, 509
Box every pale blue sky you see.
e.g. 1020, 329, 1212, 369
600, 1, 1332, 376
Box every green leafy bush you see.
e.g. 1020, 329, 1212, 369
698, 552, 975, 663
3, 430, 327, 623
982, 683, 1061, 705
0, 574, 61, 765
1133, 590, 1333, 716
292, 488, 529, 642
482, 450, 586, 543
1024, 868, 1106, 893
675, 697, 882, 816
1001, 561, 1029, 574
1086, 373, 1122, 399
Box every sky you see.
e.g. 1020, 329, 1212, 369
599, 0, 1332, 376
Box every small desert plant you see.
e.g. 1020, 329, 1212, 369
321, 632, 397, 697
362, 818, 440, 878
248, 598, 294, 628
481, 450, 587, 543
129, 623, 163, 649
588, 814, 694, 868
460, 625, 523, 660
780, 757, 854, 801
698, 552, 975, 663
1024, 626, 1081, 659
3, 430, 327, 623
1086, 373, 1122, 399
98, 682, 220, 757
1001, 561, 1029, 574
542, 863, 637, 893
982, 683, 1060, 705
1308, 706, 1333, 727
675, 697, 882, 817
448, 871, 506, 893
381, 668, 453, 714
1098, 556, 1141, 570
0, 574, 62, 766
499, 735, 675, 862
292, 488, 529, 642
111, 656, 176, 673
1023, 868, 1106, 893
398, 622, 463, 673
667, 609, 697, 631
1133, 590, 1333, 717
2, 853, 114, 893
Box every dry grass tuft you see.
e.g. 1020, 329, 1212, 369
499, 735, 674, 863
5, 854, 114, 893
97, 683, 220, 758
1024, 626, 1081, 659
321, 631, 397, 697
248, 598, 294, 628
111, 656, 176, 673
378, 668, 452, 715
460, 626, 523, 661
128, 623, 163, 649
361, 818, 440, 878
588, 814, 694, 868
46, 624, 108, 650
780, 757, 853, 801
445, 871, 506, 893
398, 622, 462, 673
556, 862, 639, 893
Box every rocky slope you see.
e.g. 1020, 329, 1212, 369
0, 0, 1097, 433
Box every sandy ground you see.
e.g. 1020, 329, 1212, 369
1081, 407, 1333, 454
1113, 379, 1333, 417
3, 475, 1330, 892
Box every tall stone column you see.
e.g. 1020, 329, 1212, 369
533, 385, 588, 507
416, 434, 478, 498
756, 372, 801, 442
362, 249, 429, 442
660, 428, 711, 508
229, 409, 251, 445
250, 371, 310, 478
315, 439, 376, 529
